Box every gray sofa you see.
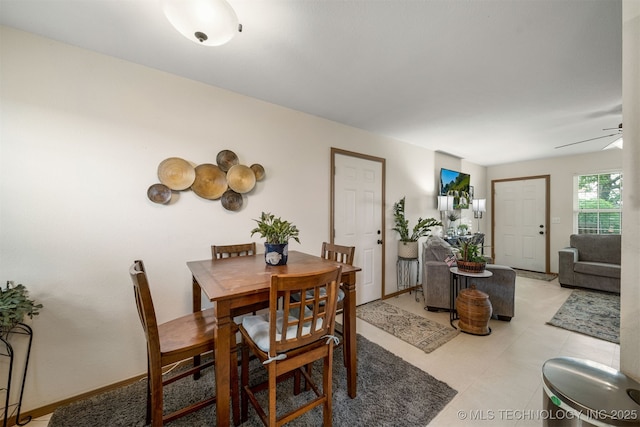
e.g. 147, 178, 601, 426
558, 234, 621, 294
421, 236, 516, 321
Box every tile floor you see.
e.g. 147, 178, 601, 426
356, 275, 620, 426
30, 275, 620, 426
23, 411, 51, 426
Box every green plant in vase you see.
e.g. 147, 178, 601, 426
0, 282, 43, 337
447, 212, 460, 225
392, 197, 441, 258
455, 240, 486, 273
250, 212, 300, 265
446, 212, 460, 236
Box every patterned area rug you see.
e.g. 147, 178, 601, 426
547, 289, 620, 343
514, 269, 558, 281
48, 334, 457, 426
356, 300, 458, 353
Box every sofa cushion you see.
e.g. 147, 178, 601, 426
423, 236, 457, 264
569, 234, 621, 264
574, 261, 621, 279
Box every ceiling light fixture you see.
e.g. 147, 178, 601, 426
162, 0, 242, 46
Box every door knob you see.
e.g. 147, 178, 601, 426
539, 231, 544, 235
377, 240, 383, 244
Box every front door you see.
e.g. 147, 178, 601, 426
492, 176, 549, 273
331, 148, 385, 305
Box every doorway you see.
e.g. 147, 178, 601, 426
492, 175, 550, 273
331, 148, 385, 305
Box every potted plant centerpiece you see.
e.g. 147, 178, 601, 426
455, 240, 487, 273
250, 212, 300, 266
446, 212, 460, 237
392, 197, 441, 259
0, 281, 43, 338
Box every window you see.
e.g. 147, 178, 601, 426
575, 172, 622, 234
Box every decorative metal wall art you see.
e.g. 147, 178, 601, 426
147, 150, 265, 211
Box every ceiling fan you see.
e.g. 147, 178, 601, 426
555, 123, 623, 150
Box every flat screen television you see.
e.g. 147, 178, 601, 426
440, 168, 471, 209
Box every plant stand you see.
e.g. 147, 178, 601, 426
397, 257, 420, 301
1, 323, 33, 427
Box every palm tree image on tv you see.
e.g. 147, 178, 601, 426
440, 169, 471, 209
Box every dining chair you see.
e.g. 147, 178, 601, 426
238, 266, 342, 427
293, 241, 355, 388
320, 242, 355, 335
211, 241, 266, 315
211, 242, 257, 260
129, 260, 240, 427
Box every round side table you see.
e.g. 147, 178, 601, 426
449, 267, 493, 333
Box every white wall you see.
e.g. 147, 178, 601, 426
0, 26, 447, 409
487, 150, 623, 273
620, 0, 640, 381
461, 160, 489, 235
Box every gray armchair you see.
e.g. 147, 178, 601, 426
421, 236, 516, 321
558, 234, 621, 293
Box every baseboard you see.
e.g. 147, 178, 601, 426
8, 372, 148, 426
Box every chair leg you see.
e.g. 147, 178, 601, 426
230, 335, 240, 426
193, 354, 202, 380
323, 350, 333, 427
305, 363, 313, 391
293, 362, 314, 394
241, 341, 250, 422
145, 364, 152, 425
149, 366, 164, 427
268, 362, 277, 427
293, 369, 302, 395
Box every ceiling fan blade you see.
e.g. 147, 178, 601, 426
585, 105, 622, 119
555, 133, 619, 149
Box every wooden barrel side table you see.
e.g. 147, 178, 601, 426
456, 285, 492, 335
448, 267, 493, 331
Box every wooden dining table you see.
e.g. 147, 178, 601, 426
187, 250, 361, 427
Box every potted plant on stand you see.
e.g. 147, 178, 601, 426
250, 212, 300, 266
1, 281, 43, 338
392, 197, 441, 259
446, 212, 460, 237
455, 240, 487, 273
1, 281, 42, 426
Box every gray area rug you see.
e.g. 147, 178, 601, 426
356, 300, 458, 353
49, 334, 457, 426
547, 289, 620, 343
514, 269, 558, 281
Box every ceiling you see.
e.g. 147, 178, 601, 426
0, 0, 623, 166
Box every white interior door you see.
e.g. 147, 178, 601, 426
493, 177, 548, 272
333, 151, 384, 305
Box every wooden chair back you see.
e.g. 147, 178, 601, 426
268, 266, 341, 357
130, 260, 162, 359
239, 266, 342, 426
212, 243, 257, 260
320, 242, 355, 266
